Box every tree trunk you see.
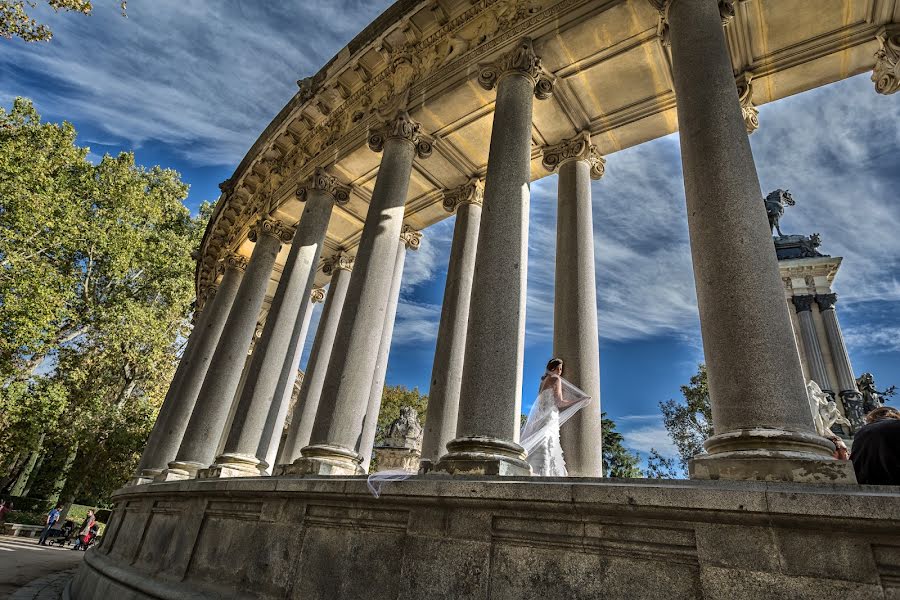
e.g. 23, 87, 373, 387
47, 443, 79, 505
20, 451, 45, 497
9, 433, 45, 497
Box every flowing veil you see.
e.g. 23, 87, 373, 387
519, 372, 592, 458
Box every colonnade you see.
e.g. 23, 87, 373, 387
132, 0, 855, 485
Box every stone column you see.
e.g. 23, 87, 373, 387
288, 111, 432, 475
664, 0, 852, 483
206, 172, 347, 478
435, 38, 554, 476
259, 287, 324, 474
791, 295, 832, 392
419, 179, 484, 472
542, 131, 605, 477
872, 24, 899, 95
163, 217, 289, 480
358, 225, 422, 472
816, 293, 863, 424
132, 256, 245, 484
276, 252, 354, 469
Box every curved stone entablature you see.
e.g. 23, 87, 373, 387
195, 0, 897, 318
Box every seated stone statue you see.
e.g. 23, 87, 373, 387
807, 380, 851, 436
382, 406, 423, 450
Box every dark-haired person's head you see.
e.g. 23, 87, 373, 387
865, 406, 900, 424
546, 357, 564, 375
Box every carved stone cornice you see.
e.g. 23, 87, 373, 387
222, 252, 249, 273
477, 37, 554, 99
367, 111, 433, 158
442, 178, 484, 213
816, 293, 838, 311
736, 72, 759, 134
322, 251, 355, 276
872, 25, 900, 95
295, 168, 351, 205
400, 224, 423, 250
310, 287, 327, 303
541, 132, 606, 179
648, 0, 735, 46
248, 217, 292, 244
791, 294, 815, 314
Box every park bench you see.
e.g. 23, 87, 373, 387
6, 524, 44, 537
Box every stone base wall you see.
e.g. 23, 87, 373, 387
68, 477, 900, 599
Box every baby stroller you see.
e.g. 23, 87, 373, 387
73, 522, 100, 551
48, 520, 76, 548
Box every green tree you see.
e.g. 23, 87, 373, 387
644, 448, 680, 479
1, 0, 125, 42
0, 98, 207, 503
658, 364, 712, 470
601, 412, 641, 478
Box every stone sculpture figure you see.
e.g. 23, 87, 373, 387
383, 406, 424, 450
807, 380, 851, 436
857, 372, 896, 414
764, 189, 795, 237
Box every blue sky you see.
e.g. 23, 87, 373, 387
3, 2, 899, 465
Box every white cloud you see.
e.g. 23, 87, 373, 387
392, 300, 441, 346
620, 422, 679, 459
842, 324, 900, 355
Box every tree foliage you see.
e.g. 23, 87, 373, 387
0, 98, 207, 504
0, 0, 124, 42
601, 412, 641, 478
658, 364, 713, 471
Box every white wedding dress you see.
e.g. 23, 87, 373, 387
520, 373, 591, 476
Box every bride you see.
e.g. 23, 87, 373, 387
520, 358, 592, 476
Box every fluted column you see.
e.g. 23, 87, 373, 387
435, 37, 554, 476
791, 295, 832, 392
816, 293, 863, 426
542, 132, 605, 477
358, 225, 422, 471
289, 111, 432, 475
276, 252, 354, 469
663, 0, 852, 483
130, 258, 244, 484
162, 217, 289, 480
420, 179, 484, 471
259, 287, 324, 473
206, 172, 347, 478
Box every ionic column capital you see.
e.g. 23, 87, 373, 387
221, 252, 249, 274
400, 224, 423, 250
541, 132, 606, 179
295, 168, 351, 205
477, 37, 555, 100
736, 72, 759, 134
322, 250, 355, 276
367, 111, 433, 159
816, 293, 838, 311
196, 283, 219, 311
248, 217, 292, 244
791, 294, 815, 313
310, 287, 327, 304
648, 0, 735, 45
872, 24, 900, 95
443, 178, 484, 213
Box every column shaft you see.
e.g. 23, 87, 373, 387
667, 0, 849, 482
209, 186, 336, 477
276, 259, 352, 467
165, 220, 285, 478
135, 261, 243, 482
293, 112, 429, 475
358, 232, 414, 471
554, 158, 603, 477
792, 297, 832, 392
420, 197, 482, 470
820, 307, 856, 392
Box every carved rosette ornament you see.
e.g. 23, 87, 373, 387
442, 178, 485, 213
367, 111, 433, 159
222, 252, 249, 273
322, 251, 355, 276
310, 287, 327, 304
477, 37, 554, 99
248, 217, 292, 244
872, 25, 900, 95
295, 168, 351, 205
649, 0, 735, 46
736, 73, 759, 134
541, 132, 606, 179
400, 224, 423, 250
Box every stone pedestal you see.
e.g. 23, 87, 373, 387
435, 38, 553, 477
666, 0, 851, 483
372, 447, 421, 473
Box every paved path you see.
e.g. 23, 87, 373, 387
0, 536, 83, 600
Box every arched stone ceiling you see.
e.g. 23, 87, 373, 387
196, 0, 899, 322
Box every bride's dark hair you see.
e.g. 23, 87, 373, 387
545, 357, 564, 374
